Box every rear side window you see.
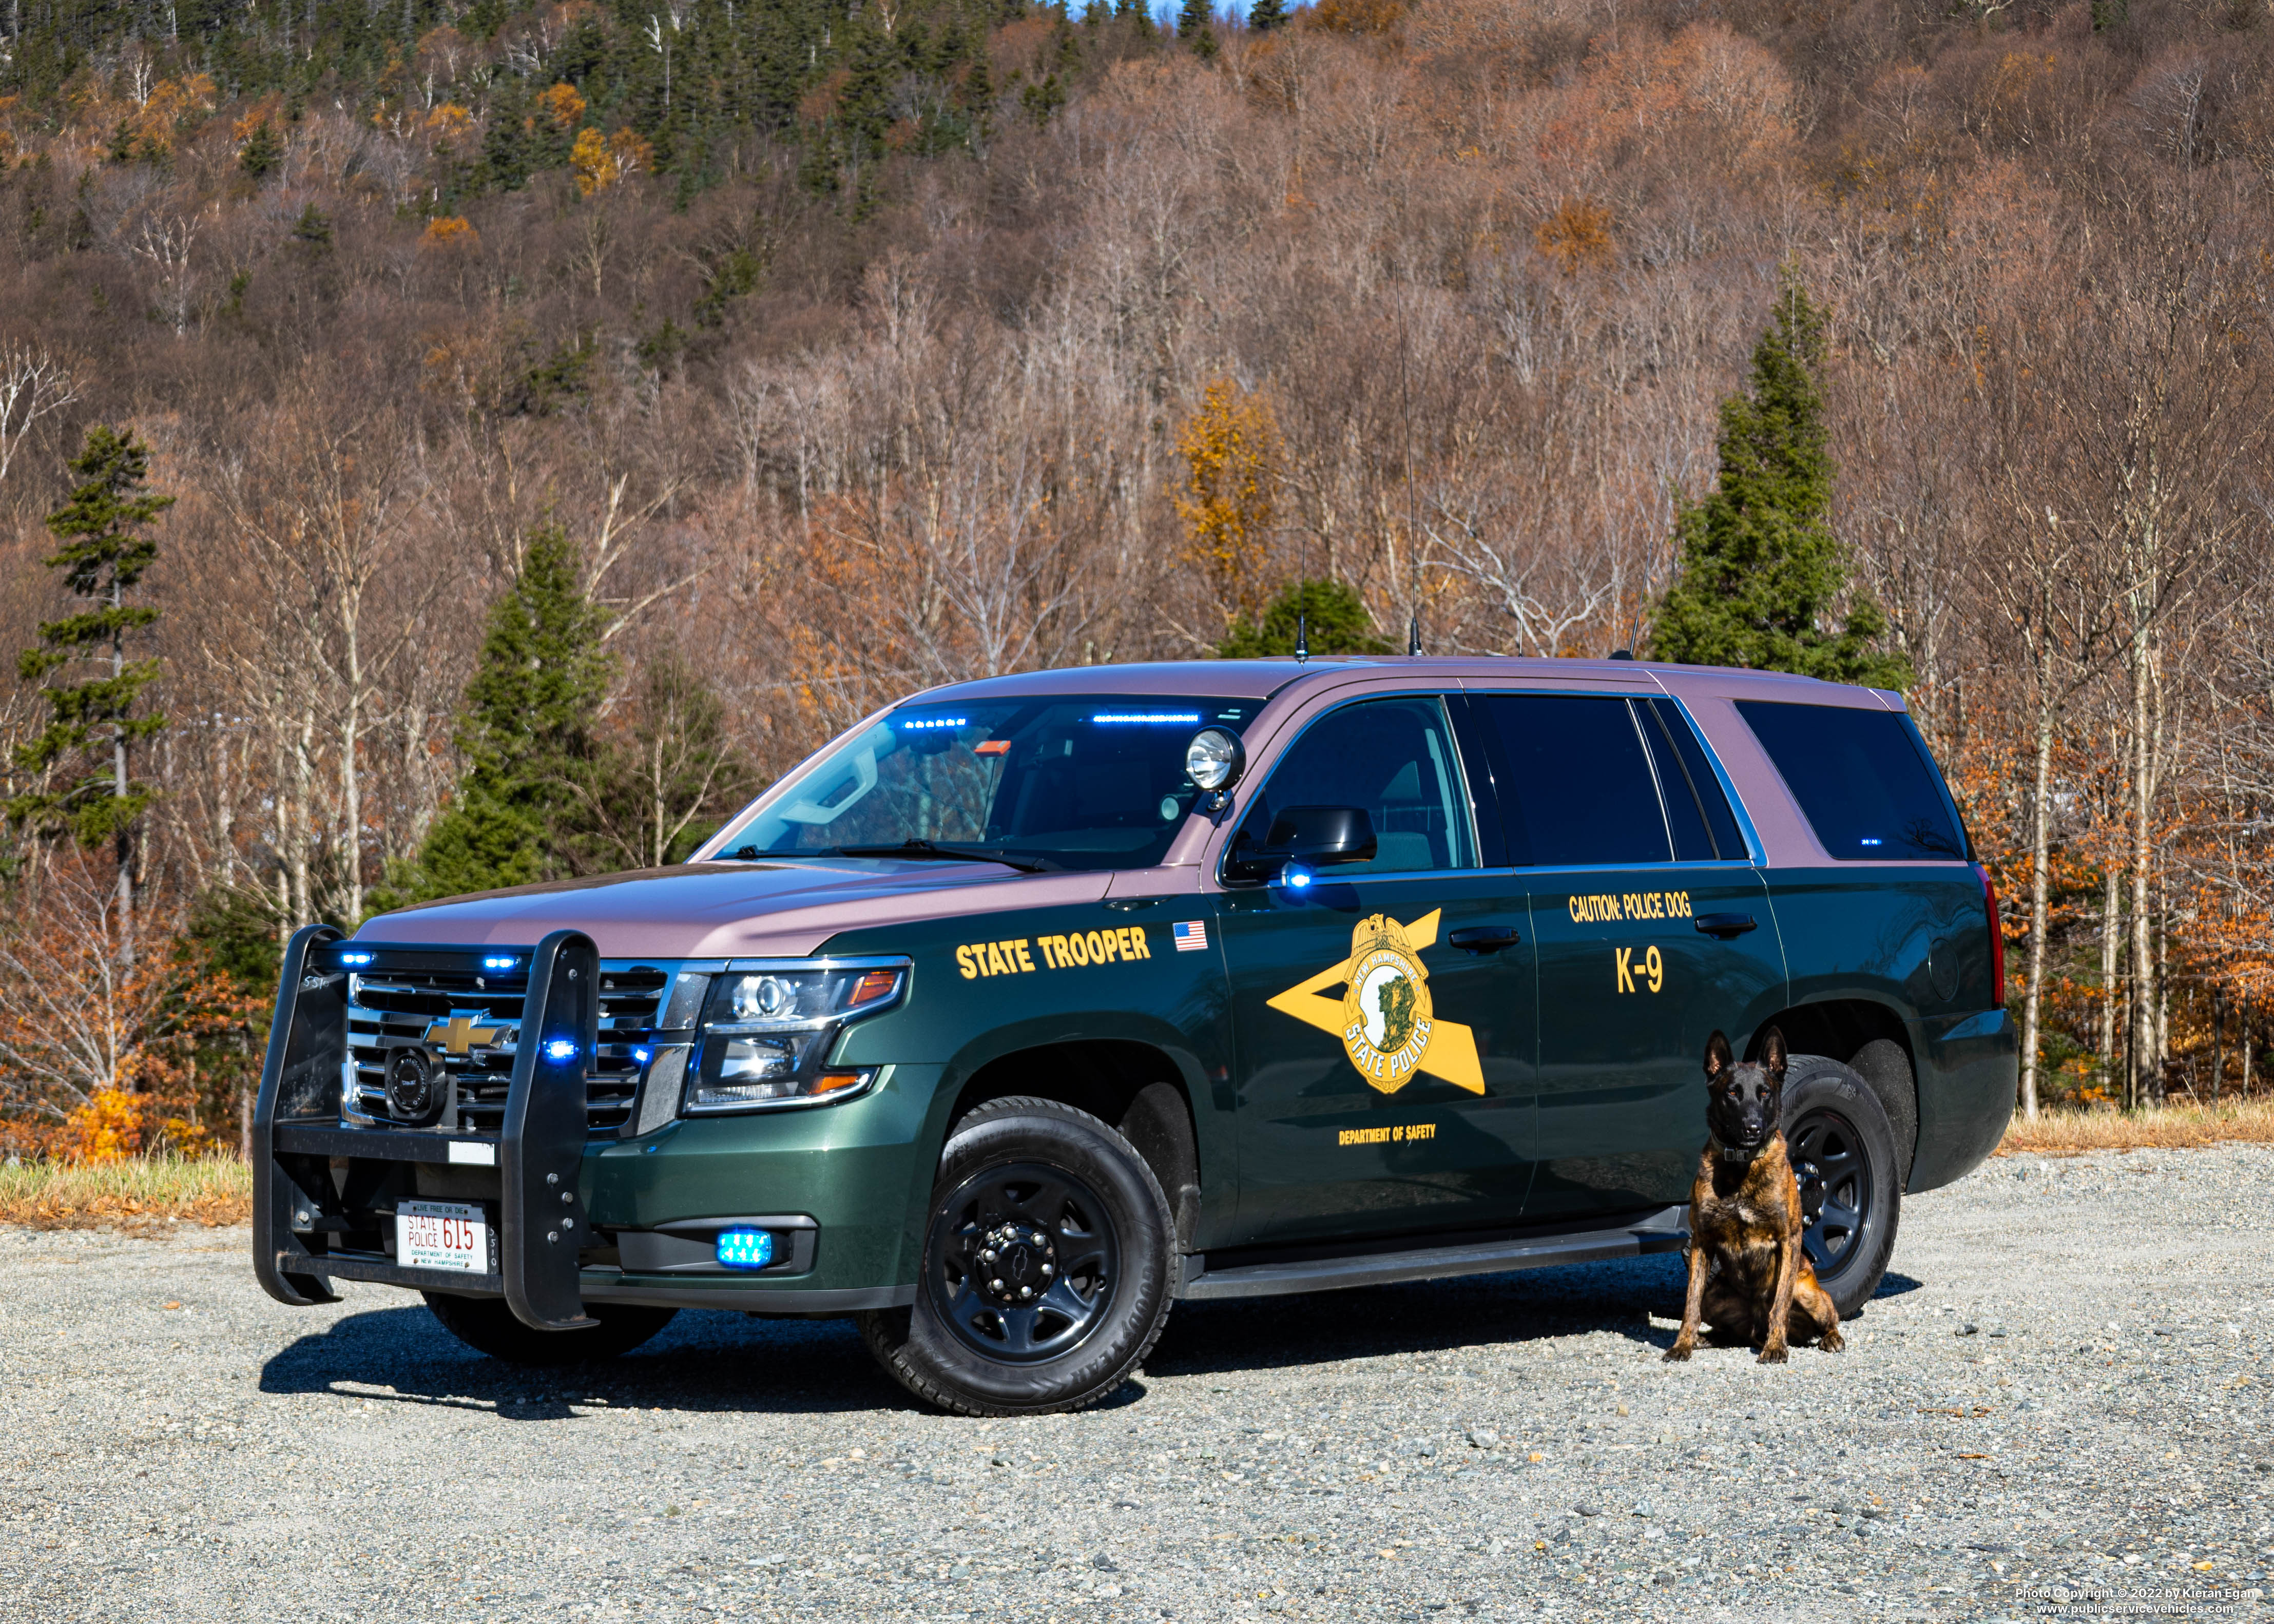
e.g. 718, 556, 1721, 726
1644, 699, 1748, 861
1478, 694, 1670, 866
1736, 701, 1966, 861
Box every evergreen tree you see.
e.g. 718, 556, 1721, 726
238, 118, 282, 179
1248, 0, 1287, 31
560, 647, 754, 872
381, 523, 615, 905
1177, 0, 1210, 38
1218, 578, 1393, 658
1648, 272, 1912, 689
8, 426, 175, 958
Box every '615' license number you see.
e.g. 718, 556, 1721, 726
396, 1199, 490, 1273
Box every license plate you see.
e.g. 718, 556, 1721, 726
397, 1200, 490, 1273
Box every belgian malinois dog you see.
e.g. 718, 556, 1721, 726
1664, 1027, 1843, 1364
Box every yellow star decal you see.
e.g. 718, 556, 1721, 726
1266, 908, 1484, 1096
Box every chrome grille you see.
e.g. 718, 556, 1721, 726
344, 960, 691, 1136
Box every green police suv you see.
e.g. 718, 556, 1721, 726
253, 656, 2014, 1414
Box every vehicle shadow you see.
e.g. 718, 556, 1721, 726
259, 1300, 903, 1420
260, 1262, 1932, 1418
1149, 1252, 1690, 1376
1147, 1261, 1927, 1376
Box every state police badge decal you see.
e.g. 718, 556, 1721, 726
1339, 914, 1433, 1087
1266, 908, 1485, 1096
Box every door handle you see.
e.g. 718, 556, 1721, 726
1693, 912, 1757, 938
1448, 925, 1522, 953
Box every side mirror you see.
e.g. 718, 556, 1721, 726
1226, 804, 1377, 885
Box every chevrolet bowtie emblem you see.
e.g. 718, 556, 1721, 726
1268, 909, 1484, 1096
425, 1014, 506, 1055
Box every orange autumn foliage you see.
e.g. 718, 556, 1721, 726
535, 81, 587, 132
1175, 379, 1282, 630
571, 127, 652, 195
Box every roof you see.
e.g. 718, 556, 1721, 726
909, 656, 1904, 710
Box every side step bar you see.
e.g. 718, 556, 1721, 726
1178, 1206, 1688, 1302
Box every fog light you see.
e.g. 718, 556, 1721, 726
716, 1229, 775, 1270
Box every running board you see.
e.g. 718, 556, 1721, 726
1178, 1206, 1688, 1302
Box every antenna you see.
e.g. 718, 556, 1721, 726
1408, 613, 1421, 656
1295, 611, 1309, 665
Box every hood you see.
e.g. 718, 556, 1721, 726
354, 860, 1114, 960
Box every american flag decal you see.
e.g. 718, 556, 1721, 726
1172, 920, 1208, 952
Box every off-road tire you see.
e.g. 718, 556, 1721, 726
422, 1293, 677, 1365
1782, 1055, 1901, 1320
857, 1096, 1175, 1416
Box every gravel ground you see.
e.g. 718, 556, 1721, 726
6, 1147, 2272, 1624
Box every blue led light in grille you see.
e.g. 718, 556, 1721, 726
543, 1039, 580, 1063
716, 1229, 775, 1270
339, 952, 374, 966
483, 955, 518, 971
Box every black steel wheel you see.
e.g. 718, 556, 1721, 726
1779, 1057, 1902, 1320
925, 1162, 1121, 1363
858, 1096, 1175, 1416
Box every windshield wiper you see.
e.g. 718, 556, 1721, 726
831, 840, 1059, 874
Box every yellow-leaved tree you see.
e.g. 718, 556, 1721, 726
573, 128, 654, 195
1174, 378, 1281, 630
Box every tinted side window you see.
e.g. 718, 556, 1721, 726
1640, 706, 1715, 862
1736, 700, 1966, 861
1479, 694, 1672, 867
1644, 698, 1748, 861
1234, 696, 1476, 874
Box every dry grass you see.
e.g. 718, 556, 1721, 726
0, 1152, 252, 1230
1997, 1095, 2274, 1157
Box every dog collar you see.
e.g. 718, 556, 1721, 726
1717, 1142, 1767, 1164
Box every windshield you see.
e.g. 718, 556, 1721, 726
709, 697, 1262, 873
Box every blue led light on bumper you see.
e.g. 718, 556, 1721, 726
339, 951, 373, 966
543, 1039, 580, 1063
482, 955, 518, 971
716, 1229, 775, 1270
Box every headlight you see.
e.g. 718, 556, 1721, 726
685, 959, 907, 1113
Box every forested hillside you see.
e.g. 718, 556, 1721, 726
3, 0, 2272, 1151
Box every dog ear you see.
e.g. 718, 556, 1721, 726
1760, 1026, 1787, 1081
1703, 1030, 1733, 1082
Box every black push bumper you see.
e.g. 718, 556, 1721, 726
252, 925, 603, 1331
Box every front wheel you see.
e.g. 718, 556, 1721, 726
1781, 1056, 1901, 1320
858, 1096, 1175, 1416
422, 1293, 677, 1365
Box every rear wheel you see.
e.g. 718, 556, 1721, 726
422, 1293, 677, 1365
1781, 1056, 1901, 1320
858, 1096, 1175, 1416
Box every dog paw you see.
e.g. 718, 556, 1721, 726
1662, 1342, 1693, 1363
1819, 1329, 1845, 1354
1756, 1345, 1789, 1365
